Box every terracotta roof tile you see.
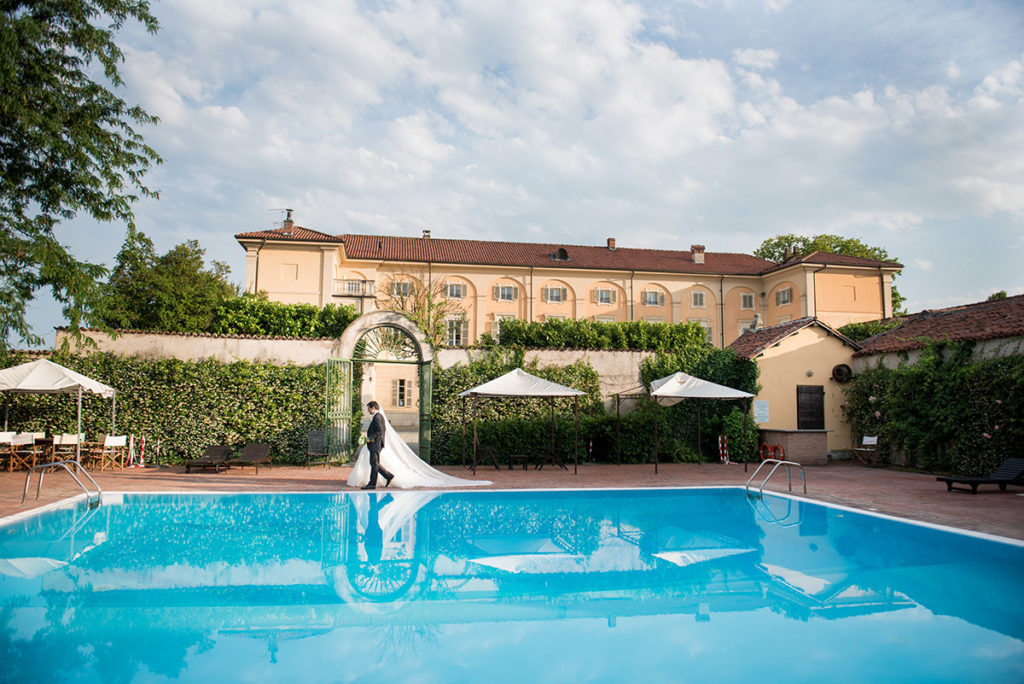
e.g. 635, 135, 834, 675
729, 317, 860, 360
337, 234, 775, 275
765, 250, 903, 272
235, 226, 344, 243
854, 294, 1024, 356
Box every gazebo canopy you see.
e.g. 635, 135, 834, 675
460, 368, 584, 473
459, 368, 585, 398
0, 359, 114, 397
0, 359, 117, 455
649, 372, 753, 405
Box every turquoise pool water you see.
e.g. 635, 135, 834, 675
0, 488, 1021, 683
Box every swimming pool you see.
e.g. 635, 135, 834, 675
1, 488, 1021, 683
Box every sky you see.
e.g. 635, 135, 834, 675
22, 0, 1024, 347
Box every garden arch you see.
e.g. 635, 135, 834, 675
327, 311, 435, 463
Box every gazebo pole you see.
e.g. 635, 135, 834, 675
111, 392, 116, 435
696, 400, 702, 466
743, 397, 751, 473
472, 395, 478, 474
549, 397, 555, 449
653, 399, 659, 474
615, 395, 621, 466
76, 386, 82, 463
573, 397, 579, 474
3, 396, 8, 431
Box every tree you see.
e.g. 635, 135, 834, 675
987, 290, 1007, 301
754, 233, 905, 313
0, 1, 160, 350
100, 230, 234, 332
376, 269, 467, 349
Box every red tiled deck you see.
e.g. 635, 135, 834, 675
1, 461, 1022, 540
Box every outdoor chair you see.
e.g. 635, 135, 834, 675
535, 445, 568, 471
936, 458, 1024, 494
852, 436, 878, 465
84, 435, 128, 471
226, 443, 272, 474
8, 434, 39, 471
473, 445, 502, 471
185, 445, 233, 473
306, 430, 329, 467
53, 433, 85, 460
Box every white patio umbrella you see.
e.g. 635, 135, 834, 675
0, 359, 116, 462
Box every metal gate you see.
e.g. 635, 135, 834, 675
325, 326, 434, 463
325, 358, 352, 460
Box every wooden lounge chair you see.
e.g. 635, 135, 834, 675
185, 445, 233, 473
83, 435, 128, 471
936, 458, 1024, 494
226, 443, 272, 474
306, 430, 329, 467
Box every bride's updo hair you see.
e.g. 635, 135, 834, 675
367, 401, 380, 411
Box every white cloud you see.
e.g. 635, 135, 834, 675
19, 0, 1024, 343
733, 48, 780, 71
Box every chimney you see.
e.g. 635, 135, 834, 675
691, 244, 705, 264
607, 237, 616, 250
282, 208, 293, 234
422, 229, 431, 239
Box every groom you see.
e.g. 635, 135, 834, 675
362, 401, 394, 490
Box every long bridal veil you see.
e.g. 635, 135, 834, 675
347, 410, 491, 489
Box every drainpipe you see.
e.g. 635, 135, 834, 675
811, 264, 827, 319
879, 267, 889, 318
718, 274, 726, 348
529, 267, 534, 322
252, 239, 268, 292
629, 271, 635, 321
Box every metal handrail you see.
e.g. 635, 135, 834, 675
23, 459, 102, 508
745, 458, 806, 495
746, 492, 804, 527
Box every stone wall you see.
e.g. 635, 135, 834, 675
58, 330, 653, 399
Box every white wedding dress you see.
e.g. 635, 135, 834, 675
347, 411, 491, 489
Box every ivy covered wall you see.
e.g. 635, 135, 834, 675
843, 342, 1024, 475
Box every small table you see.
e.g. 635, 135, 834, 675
508, 454, 532, 470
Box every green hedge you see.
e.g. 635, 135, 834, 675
495, 318, 711, 351
209, 295, 359, 338
843, 342, 1024, 475
3, 352, 325, 464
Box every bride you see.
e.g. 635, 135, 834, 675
347, 409, 490, 489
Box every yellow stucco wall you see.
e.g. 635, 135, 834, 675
814, 271, 887, 326
242, 240, 896, 348
251, 244, 325, 305
752, 325, 856, 453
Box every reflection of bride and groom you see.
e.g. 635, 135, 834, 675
347, 401, 490, 490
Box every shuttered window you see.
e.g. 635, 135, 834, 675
594, 288, 616, 305
776, 288, 793, 306
493, 285, 518, 301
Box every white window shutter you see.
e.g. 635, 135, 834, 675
493, 286, 500, 300
512, 287, 519, 300
391, 379, 398, 406
560, 287, 567, 301
462, 319, 469, 342
610, 290, 617, 303
658, 293, 665, 306
541, 287, 548, 301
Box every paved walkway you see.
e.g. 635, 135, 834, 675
2, 461, 1022, 540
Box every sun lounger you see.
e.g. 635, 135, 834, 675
185, 445, 233, 473
226, 443, 272, 474
936, 457, 1024, 494
306, 430, 329, 467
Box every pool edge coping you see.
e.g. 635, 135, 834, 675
3, 486, 1022, 548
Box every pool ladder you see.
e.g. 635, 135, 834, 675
746, 458, 806, 496
23, 460, 103, 509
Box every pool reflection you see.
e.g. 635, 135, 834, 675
1, 489, 1021, 681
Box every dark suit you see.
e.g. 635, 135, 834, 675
366, 410, 393, 488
